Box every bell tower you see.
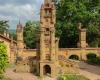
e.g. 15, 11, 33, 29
39, 0, 58, 77
16, 22, 24, 56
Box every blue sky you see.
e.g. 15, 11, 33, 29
0, 0, 44, 29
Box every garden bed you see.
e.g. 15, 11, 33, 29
58, 75, 89, 80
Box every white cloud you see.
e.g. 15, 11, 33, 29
0, 0, 44, 29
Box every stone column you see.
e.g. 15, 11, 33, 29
52, 5, 56, 24
40, 64, 44, 78
40, 7, 45, 24
55, 38, 59, 61
51, 64, 57, 77
40, 28, 45, 60
78, 23, 87, 48
80, 29, 87, 48
50, 27, 56, 61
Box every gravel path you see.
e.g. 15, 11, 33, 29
79, 62, 100, 80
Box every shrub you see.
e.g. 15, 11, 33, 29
87, 53, 97, 60
0, 43, 8, 74
87, 53, 100, 66
96, 57, 100, 65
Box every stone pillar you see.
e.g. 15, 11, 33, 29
50, 27, 56, 61
40, 7, 45, 24
40, 28, 45, 60
51, 5, 56, 24
55, 38, 59, 61
78, 23, 87, 48
80, 29, 86, 48
78, 23, 87, 60
40, 64, 44, 78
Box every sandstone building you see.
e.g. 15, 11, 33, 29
0, 0, 100, 78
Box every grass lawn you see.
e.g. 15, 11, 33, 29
58, 75, 89, 80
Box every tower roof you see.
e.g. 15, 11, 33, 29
17, 21, 23, 28
17, 21, 23, 31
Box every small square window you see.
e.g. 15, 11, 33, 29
46, 28, 49, 31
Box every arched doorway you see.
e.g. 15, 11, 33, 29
43, 65, 51, 76
69, 55, 79, 60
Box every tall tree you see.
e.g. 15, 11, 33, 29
24, 21, 40, 49
56, 0, 100, 48
0, 20, 9, 34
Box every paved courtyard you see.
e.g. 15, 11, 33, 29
5, 68, 56, 80
5, 62, 100, 80
79, 62, 100, 80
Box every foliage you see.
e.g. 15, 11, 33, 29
0, 20, 9, 34
96, 57, 100, 65
0, 43, 8, 74
9, 32, 16, 40
56, 0, 100, 48
86, 53, 97, 60
58, 75, 89, 80
87, 53, 100, 65
24, 21, 40, 49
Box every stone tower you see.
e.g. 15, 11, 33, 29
78, 23, 87, 48
16, 22, 24, 56
39, 0, 58, 77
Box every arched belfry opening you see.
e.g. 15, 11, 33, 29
43, 65, 51, 76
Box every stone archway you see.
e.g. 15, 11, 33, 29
43, 65, 51, 76
69, 55, 79, 60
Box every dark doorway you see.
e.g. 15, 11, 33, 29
43, 65, 51, 76
69, 55, 79, 60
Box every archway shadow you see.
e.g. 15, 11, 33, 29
43, 65, 51, 77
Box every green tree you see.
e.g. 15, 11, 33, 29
56, 0, 100, 48
0, 20, 9, 34
0, 43, 8, 74
9, 32, 17, 40
24, 21, 40, 49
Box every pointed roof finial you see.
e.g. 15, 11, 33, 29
17, 20, 23, 28
19, 19, 21, 25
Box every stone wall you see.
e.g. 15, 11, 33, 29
22, 49, 37, 58
59, 48, 100, 60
